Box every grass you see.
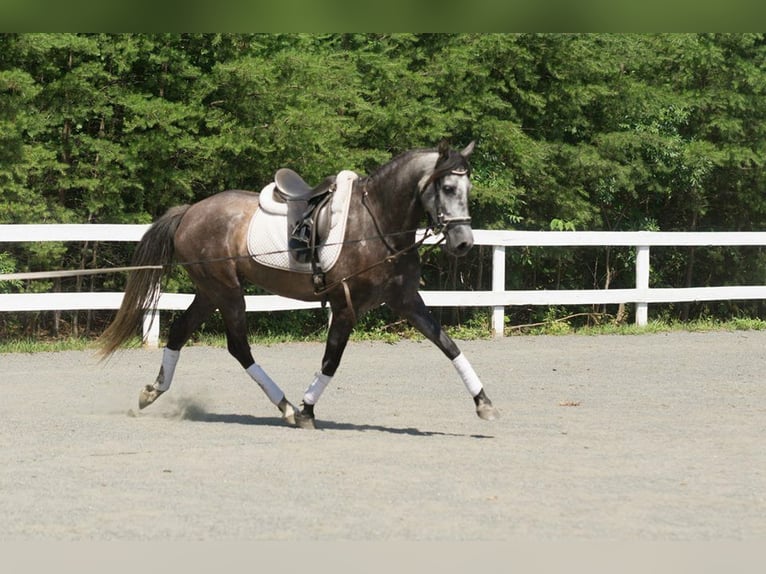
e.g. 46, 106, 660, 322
507, 315, 766, 337
0, 336, 95, 354
2, 317, 766, 353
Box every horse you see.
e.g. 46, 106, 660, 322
98, 140, 499, 429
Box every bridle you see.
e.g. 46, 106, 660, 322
360, 162, 473, 255
421, 166, 473, 234
325, 163, 472, 315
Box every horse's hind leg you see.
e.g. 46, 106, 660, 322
216, 291, 298, 426
139, 293, 216, 409
389, 292, 499, 421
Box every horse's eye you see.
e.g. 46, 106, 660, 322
441, 185, 455, 195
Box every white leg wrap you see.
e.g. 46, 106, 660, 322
303, 372, 332, 405
154, 348, 180, 392
246, 363, 284, 406
452, 353, 483, 397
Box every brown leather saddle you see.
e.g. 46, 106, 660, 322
274, 168, 337, 287
275, 168, 336, 202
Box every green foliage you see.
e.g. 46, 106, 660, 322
2, 33, 766, 339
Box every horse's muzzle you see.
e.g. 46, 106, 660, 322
444, 224, 474, 257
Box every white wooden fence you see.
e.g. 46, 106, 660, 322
2, 224, 766, 346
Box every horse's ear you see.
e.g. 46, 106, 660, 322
438, 139, 451, 159
460, 140, 476, 158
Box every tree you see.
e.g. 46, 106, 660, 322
3, 33, 766, 339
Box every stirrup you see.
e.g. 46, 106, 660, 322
312, 271, 326, 291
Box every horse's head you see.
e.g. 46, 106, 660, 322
420, 140, 476, 257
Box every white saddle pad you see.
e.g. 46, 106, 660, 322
247, 170, 358, 272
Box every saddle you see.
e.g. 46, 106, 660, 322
274, 168, 338, 287
275, 168, 335, 202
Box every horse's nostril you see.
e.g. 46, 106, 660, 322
447, 228, 474, 257
455, 241, 472, 256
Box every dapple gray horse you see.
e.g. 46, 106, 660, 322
99, 141, 499, 428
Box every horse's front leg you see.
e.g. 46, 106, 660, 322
390, 292, 499, 421
296, 305, 355, 429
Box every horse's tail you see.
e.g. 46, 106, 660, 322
98, 205, 190, 358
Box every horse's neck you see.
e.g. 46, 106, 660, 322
364, 150, 438, 227
400, 151, 439, 191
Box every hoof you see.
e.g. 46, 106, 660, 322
139, 385, 164, 410
476, 402, 500, 421
474, 389, 499, 421
295, 402, 317, 430
278, 398, 298, 427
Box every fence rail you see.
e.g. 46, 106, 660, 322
3, 224, 766, 346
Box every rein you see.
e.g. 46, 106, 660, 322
313, 226, 443, 297
312, 227, 444, 324
0, 228, 438, 283
0, 265, 164, 282
3, 162, 468, 295
360, 182, 400, 254
313, 166, 464, 319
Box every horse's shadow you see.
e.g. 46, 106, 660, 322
181, 410, 494, 439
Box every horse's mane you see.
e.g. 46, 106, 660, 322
366, 144, 471, 184
366, 148, 431, 182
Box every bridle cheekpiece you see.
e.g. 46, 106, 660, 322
422, 166, 472, 233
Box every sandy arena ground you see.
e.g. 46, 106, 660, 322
1, 331, 764, 542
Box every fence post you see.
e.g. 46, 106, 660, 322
635, 244, 650, 326
491, 245, 506, 337
142, 284, 161, 348
142, 309, 160, 348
